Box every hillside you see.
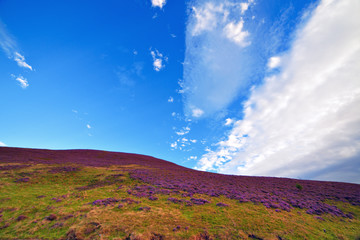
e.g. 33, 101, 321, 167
0, 147, 359, 239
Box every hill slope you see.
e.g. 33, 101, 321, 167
0, 147, 359, 239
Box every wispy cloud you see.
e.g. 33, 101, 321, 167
150, 49, 167, 72
14, 52, 33, 71
151, 0, 167, 9
0, 141, 6, 147
170, 136, 198, 151
197, 0, 360, 183
224, 118, 234, 126
86, 124, 91, 129
191, 107, 204, 118
188, 156, 198, 161
176, 126, 191, 136
0, 21, 33, 71
115, 62, 143, 87
11, 74, 29, 89
168, 96, 174, 102
183, 0, 253, 118
171, 124, 198, 151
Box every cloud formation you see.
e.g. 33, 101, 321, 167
0, 141, 6, 147
150, 49, 167, 72
267, 56, 281, 69
0, 21, 33, 71
115, 62, 143, 87
151, 0, 167, 9
14, 52, 33, 71
183, 0, 253, 118
197, 0, 360, 183
12, 75, 29, 89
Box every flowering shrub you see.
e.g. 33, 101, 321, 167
14, 177, 30, 183
0, 165, 30, 171
138, 206, 151, 211
92, 198, 119, 206
48, 166, 79, 173
216, 202, 229, 207
167, 197, 193, 206
190, 198, 210, 205
1, 147, 359, 218
129, 169, 360, 217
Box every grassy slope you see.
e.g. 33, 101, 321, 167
0, 163, 359, 240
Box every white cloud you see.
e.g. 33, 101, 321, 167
86, 124, 91, 129
15, 75, 29, 89
225, 118, 234, 126
150, 49, 167, 72
223, 20, 250, 47
183, 0, 253, 118
176, 126, 191, 136
188, 156, 198, 161
240, 3, 249, 14
240, 0, 254, 15
168, 96, 174, 102
14, 52, 33, 71
267, 56, 281, 69
191, 3, 224, 36
197, 0, 360, 183
0, 22, 33, 71
170, 141, 178, 149
0, 141, 6, 146
151, 0, 166, 9
192, 107, 204, 118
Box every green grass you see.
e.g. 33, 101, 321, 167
0, 163, 359, 239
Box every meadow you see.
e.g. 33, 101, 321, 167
0, 147, 359, 239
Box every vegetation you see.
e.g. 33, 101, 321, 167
0, 147, 359, 239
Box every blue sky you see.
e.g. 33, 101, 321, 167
1, 0, 359, 183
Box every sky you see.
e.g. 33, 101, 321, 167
1, 0, 359, 184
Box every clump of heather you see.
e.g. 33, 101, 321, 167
14, 177, 30, 183
138, 206, 151, 211
216, 202, 229, 207
45, 214, 57, 221
127, 184, 172, 199
148, 196, 158, 201
92, 198, 119, 206
0, 165, 30, 171
129, 168, 360, 218
16, 215, 27, 221
120, 198, 140, 205
167, 197, 193, 206
48, 166, 79, 174
190, 198, 210, 205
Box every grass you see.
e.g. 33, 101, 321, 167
0, 163, 359, 239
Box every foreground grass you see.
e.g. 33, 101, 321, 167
0, 163, 359, 239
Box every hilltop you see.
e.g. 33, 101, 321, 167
0, 147, 359, 239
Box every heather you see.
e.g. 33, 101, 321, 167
0, 147, 359, 239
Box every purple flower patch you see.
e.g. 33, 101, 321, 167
190, 198, 210, 205
216, 202, 229, 207
14, 177, 30, 183
92, 198, 119, 206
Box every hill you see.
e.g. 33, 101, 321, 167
0, 147, 359, 239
